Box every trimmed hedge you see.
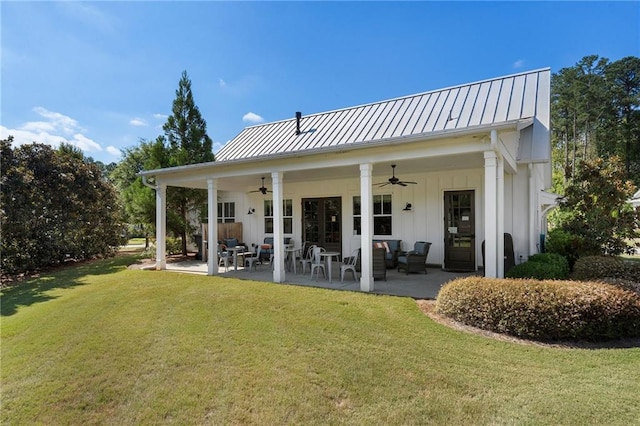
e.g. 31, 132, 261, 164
436, 276, 640, 341
506, 253, 570, 280
572, 256, 640, 283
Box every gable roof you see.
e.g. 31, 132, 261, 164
216, 68, 550, 162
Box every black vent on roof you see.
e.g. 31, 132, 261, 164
295, 111, 302, 135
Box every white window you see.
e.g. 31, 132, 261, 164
217, 202, 235, 223
264, 199, 293, 234
353, 195, 392, 236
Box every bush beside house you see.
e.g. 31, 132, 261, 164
436, 276, 640, 342
506, 253, 570, 280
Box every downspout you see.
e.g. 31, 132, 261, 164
142, 175, 156, 189
528, 164, 537, 254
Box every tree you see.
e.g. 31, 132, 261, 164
1, 138, 127, 275
111, 139, 161, 248
554, 156, 638, 256
603, 56, 640, 182
551, 55, 640, 188
551, 55, 611, 186
161, 70, 215, 255
113, 71, 215, 256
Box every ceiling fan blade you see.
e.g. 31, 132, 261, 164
398, 182, 408, 187
376, 182, 390, 187
402, 181, 417, 185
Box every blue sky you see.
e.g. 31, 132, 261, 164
2, 1, 638, 164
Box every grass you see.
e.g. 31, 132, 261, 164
2, 254, 640, 425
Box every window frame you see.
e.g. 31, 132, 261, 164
352, 194, 393, 236
217, 201, 236, 223
264, 199, 293, 234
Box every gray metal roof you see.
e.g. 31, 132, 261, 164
215, 68, 550, 162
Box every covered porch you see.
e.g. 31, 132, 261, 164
139, 68, 551, 295
155, 258, 480, 299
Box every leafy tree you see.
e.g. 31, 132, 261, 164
1, 138, 127, 275
111, 139, 160, 248
161, 70, 215, 255
554, 156, 638, 256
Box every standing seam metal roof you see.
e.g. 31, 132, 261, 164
215, 68, 550, 162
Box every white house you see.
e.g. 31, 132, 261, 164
140, 68, 552, 291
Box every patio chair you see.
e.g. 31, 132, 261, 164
218, 244, 231, 272
310, 246, 326, 281
397, 241, 431, 274
340, 248, 360, 282
244, 245, 262, 272
299, 243, 315, 275
372, 247, 387, 281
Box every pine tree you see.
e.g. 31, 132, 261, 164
162, 71, 215, 255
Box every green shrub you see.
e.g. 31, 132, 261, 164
544, 229, 583, 269
506, 253, 570, 280
436, 277, 640, 341
572, 255, 640, 283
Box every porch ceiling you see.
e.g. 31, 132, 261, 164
158, 151, 484, 192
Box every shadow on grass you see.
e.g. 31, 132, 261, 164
1, 253, 141, 317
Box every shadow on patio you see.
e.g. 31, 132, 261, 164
152, 259, 480, 299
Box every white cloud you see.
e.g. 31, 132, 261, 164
212, 140, 227, 153
1, 107, 107, 155
153, 113, 168, 120
31, 106, 83, 134
218, 78, 227, 88
242, 112, 264, 124
513, 59, 525, 69
106, 146, 121, 156
70, 133, 102, 152
130, 118, 147, 126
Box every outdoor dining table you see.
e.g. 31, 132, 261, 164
228, 246, 246, 271
319, 251, 341, 283
284, 246, 301, 274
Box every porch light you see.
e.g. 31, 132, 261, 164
403, 203, 412, 211
247, 208, 255, 215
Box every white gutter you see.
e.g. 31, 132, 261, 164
141, 175, 157, 189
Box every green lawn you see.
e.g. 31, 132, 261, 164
2, 254, 639, 425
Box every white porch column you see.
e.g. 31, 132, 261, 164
207, 178, 218, 276
272, 171, 285, 283
155, 183, 167, 270
497, 155, 505, 278
359, 163, 373, 292
484, 151, 498, 278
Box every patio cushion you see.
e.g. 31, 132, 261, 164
373, 239, 402, 268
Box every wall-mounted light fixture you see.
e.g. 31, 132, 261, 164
402, 202, 412, 211
247, 208, 255, 215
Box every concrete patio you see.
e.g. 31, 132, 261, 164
152, 258, 480, 299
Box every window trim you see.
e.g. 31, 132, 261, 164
264, 199, 293, 234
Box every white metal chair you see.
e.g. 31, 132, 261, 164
340, 248, 360, 282
299, 244, 315, 275
218, 244, 231, 272
310, 246, 326, 281
244, 245, 262, 272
